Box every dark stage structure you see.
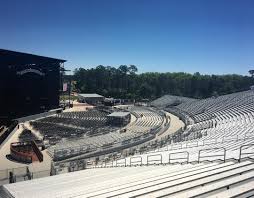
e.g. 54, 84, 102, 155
0, 49, 66, 123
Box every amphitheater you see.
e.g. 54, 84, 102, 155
1, 89, 254, 197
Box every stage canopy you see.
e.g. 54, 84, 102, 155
0, 49, 66, 66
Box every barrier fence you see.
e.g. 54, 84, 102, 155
169, 151, 189, 164
0, 167, 51, 186
116, 158, 126, 167
198, 148, 226, 163
239, 144, 254, 162
1, 143, 254, 186
147, 154, 162, 165
93, 144, 254, 168
130, 156, 142, 166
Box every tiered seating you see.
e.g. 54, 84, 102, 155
154, 90, 253, 139
86, 90, 253, 160
89, 90, 252, 163
126, 106, 164, 134
151, 94, 196, 108
32, 106, 165, 160
30, 109, 119, 146
33, 109, 108, 129
2, 160, 254, 197
175, 90, 254, 124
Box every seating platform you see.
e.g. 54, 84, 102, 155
1, 160, 254, 198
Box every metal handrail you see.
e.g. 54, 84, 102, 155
116, 158, 127, 167
130, 156, 142, 166
239, 144, 254, 162
198, 147, 226, 163
147, 154, 162, 165
169, 151, 189, 164
104, 160, 114, 167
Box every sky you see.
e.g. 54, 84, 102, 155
1, 0, 254, 75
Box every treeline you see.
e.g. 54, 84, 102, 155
71, 65, 254, 100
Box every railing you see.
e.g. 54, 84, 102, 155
104, 160, 114, 167
116, 158, 126, 167
239, 144, 254, 162
2, 142, 254, 185
155, 132, 252, 154
53, 133, 155, 162
147, 154, 162, 165
198, 147, 226, 163
0, 166, 51, 186
169, 151, 189, 164
130, 156, 142, 166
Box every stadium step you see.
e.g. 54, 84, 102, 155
208, 179, 254, 198
0, 186, 13, 198
91, 161, 252, 197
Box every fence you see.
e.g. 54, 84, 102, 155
88, 143, 254, 169
130, 156, 142, 166
147, 154, 162, 165
239, 144, 254, 162
0, 166, 51, 186
198, 148, 226, 163
1, 143, 254, 186
169, 151, 189, 164
157, 132, 254, 154
53, 133, 156, 162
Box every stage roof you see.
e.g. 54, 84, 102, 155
0, 49, 66, 66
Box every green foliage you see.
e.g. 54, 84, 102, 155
70, 65, 254, 99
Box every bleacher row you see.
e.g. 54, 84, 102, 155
175, 90, 254, 124
2, 159, 254, 197
43, 106, 164, 160
126, 106, 164, 133
150, 94, 197, 108
56, 110, 109, 120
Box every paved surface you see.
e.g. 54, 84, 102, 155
155, 111, 185, 140
0, 124, 51, 180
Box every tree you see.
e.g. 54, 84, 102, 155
118, 65, 128, 74
249, 70, 254, 77
128, 65, 138, 74
71, 65, 254, 100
